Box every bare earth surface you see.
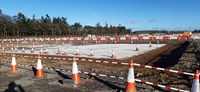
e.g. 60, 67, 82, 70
0, 40, 199, 92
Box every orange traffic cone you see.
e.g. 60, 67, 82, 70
149, 42, 152, 47
45, 49, 49, 54
135, 44, 139, 51
125, 60, 136, 92
36, 54, 44, 78
11, 54, 17, 72
89, 49, 94, 56
57, 48, 60, 55
31, 48, 34, 53
111, 50, 116, 58
22, 48, 25, 53
191, 70, 199, 92
63, 48, 67, 55
75, 47, 80, 55
72, 57, 81, 84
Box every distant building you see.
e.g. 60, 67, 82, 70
183, 32, 192, 37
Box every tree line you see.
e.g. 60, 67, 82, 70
0, 9, 131, 37
134, 30, 200, 35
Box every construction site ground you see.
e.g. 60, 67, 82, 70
0, 40, 199, 92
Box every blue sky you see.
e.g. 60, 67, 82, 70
0, 0, 200, 31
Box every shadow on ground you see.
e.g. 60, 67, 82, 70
31, 65, 37, 76
52, 67, 72, 84
88, 74, 124, 92
4, 82, 25, 92
152, 41, 189, 68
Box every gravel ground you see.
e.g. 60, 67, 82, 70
0, 40, 199, 92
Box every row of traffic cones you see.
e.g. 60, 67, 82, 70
20, 47, 101, 57
8, 42, 152, 59
10, 54, 81, 83
28, 47, 80, 55
125, 60, 200, 92
135, 42, 152, 51
13, 42, 152, 55
15, 47, 114, 58
15, 46, 149, 59
8, 54, 200, 91
11, 54, 44, 77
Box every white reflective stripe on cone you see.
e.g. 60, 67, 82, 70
72, 62, 78, 74
127, 68, 135, 83
37, 59, 43, 69
11, 57, 16, 65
